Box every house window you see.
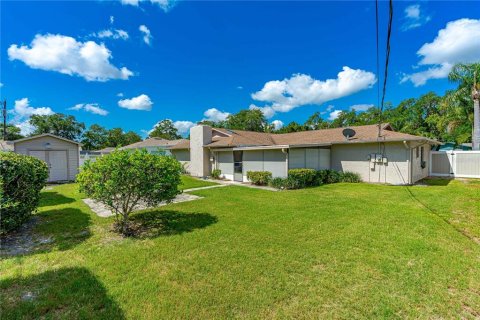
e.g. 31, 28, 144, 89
416, 147, 419, 158
420, 146, 425, 166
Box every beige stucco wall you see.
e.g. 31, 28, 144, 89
330, 142, 412, 185
14, 136, 80, 180
411, 143, 430, 182
189, 126, 212, 177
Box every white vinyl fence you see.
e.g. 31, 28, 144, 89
79, 153, 102, 167
430, 151, 480, 178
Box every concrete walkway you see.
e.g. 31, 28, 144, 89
187, 178, 278, 192
84, 193, 203, 218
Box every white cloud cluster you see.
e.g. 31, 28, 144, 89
402, 4, 431, 31
249, 67, 376, 118
69, 103, 109, 116
121, 0, 177, 12
326, 104, 375, 121
8, 34, 133, 82
203, 108, 230, 122
139, 25, 152, 45
271, 120, 284, 130
10, 98, 54, 135
328, 110, 343, 121
95, 29, 129, 40
118, 94, 153, 111
173, 121, 196, 135
349, 104, 374, 112
402, 18, 480, 86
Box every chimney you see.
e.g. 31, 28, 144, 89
189, 125, 212, 177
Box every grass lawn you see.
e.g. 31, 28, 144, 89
179, 175, 218, 190
1, 179, 479, 319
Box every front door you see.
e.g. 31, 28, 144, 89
233, 151, 243, 182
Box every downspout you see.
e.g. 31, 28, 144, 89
282, 147, 289, 177
403, 141, 412, 185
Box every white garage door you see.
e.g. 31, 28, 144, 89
29, 150, 68, 182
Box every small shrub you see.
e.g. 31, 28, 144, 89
247, 171, 272, 185
77, 149, 182, 236
340, 171, 362, 183
0, 152, 49, 235
316, 169, 342, 184
288, 169, 317, 188
269, 177, 287, 189
211, 169, 222, 179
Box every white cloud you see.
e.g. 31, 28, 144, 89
110, 16, 115, 24
0, 82, 3, 87
237, 86, 243, 90
95, 29, 129, 40
328, 110, 343, 121
121, 0, 176, 12
203, 108, 230, 122
402, 18, 480, 86
68, 103, 109, 116
8, 34, 133, 82
139, 25, 152, 45
249, 104, 276, 119
173, 121, 196, 135
402, 4, 431, 31
118, 94, 152, 111
10, 98, 54, 135
117, 92, 124, 97
271, 120, 284, 130
350, 104, 374, 112
250, 67, 376, 118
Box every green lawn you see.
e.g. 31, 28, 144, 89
179, 175, 219, 190
1, 179, 479, 319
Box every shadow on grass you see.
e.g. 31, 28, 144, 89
1, 208, 91, 257
39, 191, 76, 207
421, 177, 454, 186
0, 267, 125, 319
131, 210, 217, 238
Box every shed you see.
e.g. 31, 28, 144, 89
13, 134, 81, 182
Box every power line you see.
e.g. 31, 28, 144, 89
376, 0, 394, 138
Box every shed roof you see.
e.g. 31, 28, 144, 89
13, 133, 81, 145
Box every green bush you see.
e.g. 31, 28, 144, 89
77, 149, 182, 236
288, 169, 317, 188
340, 171, 362, 183
316, 169, 342, 184
0, 152, 49, 235
268, 177, 286, 189
211, 169, 222, 179
246, 171, 272, 185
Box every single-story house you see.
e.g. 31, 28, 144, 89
170, 124, 439, 185
121, 137, 191, 170
13, 134, 81, 182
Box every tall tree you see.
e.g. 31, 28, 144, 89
29, 113, 85, 141
81, 124, 108, 150
447, 63, 480, 149
105, 128, 142, 147
123, 131, 142, 145
304, 112, 329, 130
1, 124, 24, 141
149, 120, 182, 139
224, 109, 268, 132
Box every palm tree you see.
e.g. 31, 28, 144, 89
447, 63, 480, 150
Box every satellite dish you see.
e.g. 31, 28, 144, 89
342, 128, 356, 139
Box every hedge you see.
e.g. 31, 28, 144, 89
246, 171, 272, 185
0, 152, 49, 234
268, 169, 361, 190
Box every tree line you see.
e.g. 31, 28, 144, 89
2, 63, 478, 149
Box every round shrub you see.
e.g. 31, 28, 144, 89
0, 152, 49, 235
211, 169, 222, 179
288, 169, 317, 188
340, 171, 362, 183
247, 171, 272, 185
77, 149, 182, 236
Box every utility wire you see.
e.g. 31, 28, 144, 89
377, 0, 393, 138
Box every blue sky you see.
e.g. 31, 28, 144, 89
1, 1, 479, 136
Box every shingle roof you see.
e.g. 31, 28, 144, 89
174, 124, 439, 150
121, 138, 188, 150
